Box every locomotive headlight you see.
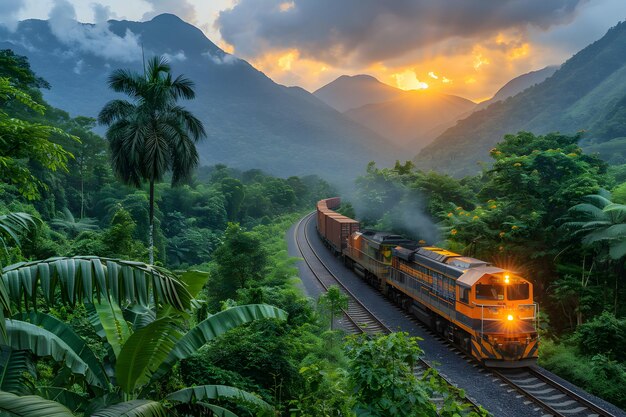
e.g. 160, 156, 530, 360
507, 314, 514, 321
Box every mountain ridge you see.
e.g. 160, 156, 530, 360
0, 14, 400, 183
415, 20, 626, 177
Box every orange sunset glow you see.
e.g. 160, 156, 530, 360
244, 30, 548, 101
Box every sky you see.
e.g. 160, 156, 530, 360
3, 0, 625, 101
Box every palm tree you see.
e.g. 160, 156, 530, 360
563, 190, 626, 314
50, 207, 98, 237
98, 56, 206, 264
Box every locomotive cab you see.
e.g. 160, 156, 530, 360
457, 267, 539, 367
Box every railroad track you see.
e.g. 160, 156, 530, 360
295, 212, 387, 334
494, 367, 616, 417
294, 212, 484, 416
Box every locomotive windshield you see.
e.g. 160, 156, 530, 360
507, 283, 530, 300
475, 284, 504, 300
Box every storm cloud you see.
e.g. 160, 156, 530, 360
217, 0, 587, 65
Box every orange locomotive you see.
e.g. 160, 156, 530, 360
317, 197, 539, 367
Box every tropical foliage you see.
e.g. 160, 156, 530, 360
351, 131, 626, 407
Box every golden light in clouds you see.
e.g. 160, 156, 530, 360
248, 31, 546, 101
392, 69, 429, 90
278, 51, 297, 70
473, 52, 490, 70
279, 1, 295, 12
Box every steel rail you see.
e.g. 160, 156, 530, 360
294, 212, 387, 334
294, 212, 485, 415
493, 367, 617, 417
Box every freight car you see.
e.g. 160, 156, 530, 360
316, 197, 538, 367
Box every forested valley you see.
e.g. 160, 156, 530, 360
0, 49, 491, 416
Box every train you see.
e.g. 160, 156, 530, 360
316, 197, 539, 368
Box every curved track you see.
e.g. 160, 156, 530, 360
294, 212, 483, 415
294, 212, 623, 417
294, 212, 387, 334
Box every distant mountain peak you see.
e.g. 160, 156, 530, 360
314, 73, 400, 112
148, 13, 185, 23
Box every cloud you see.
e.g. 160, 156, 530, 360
217, 0, 586, 66
203, 50, 238, 65
163, 51, 187, 62
73, 59, 84, 74
142, 0, 196, 22
392, 70, 428, 90
48, 0, 142, 62
0, 0, 26, 31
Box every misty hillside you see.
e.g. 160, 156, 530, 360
0, 14, 400, 182
345, 91, 476, 151
315, 74, 475, 151
475, 65, 559, 110
415, 21, 626, 177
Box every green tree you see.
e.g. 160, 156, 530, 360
563, 190, 626, 315
221, 177, 245, 221
318, 286, 348, 331
211, 223, 268, 302
0, 77, 77, 200
102, 207, 145, 259
98, 56, 206, 264
344, 332, 436, 417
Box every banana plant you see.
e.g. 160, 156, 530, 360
1, 303, 286, 416
1, 261, 286, 416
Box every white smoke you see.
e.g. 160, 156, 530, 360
48, 0, 142, 63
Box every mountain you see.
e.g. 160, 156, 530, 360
415, 21, 626, 177
344, 91, 476, 151
313, 74, 403, 112
0, 14, 400, 183
314, 74, 475, 151
475, 66, 559, 110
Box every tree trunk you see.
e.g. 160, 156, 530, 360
149, 179, 155, 265
615, 260, 624, 316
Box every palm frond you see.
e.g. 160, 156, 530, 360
13, 311, 109, 388
98, 99, 137, 125
108, 69, 145, 99
1, 319, 99, 385
166, 385, 271, 411
37, 387, 89, 413
0, 391, 75, 417
1, 256, 192, 311
169, 106, 206, 142
581, 193, 612, 209
0, 346, 35, 394
91, 399, 167, 417
170, 75, 196, 100
92, 300, 132, 358
116, 317, 183, 394
0, 212, 37, 248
